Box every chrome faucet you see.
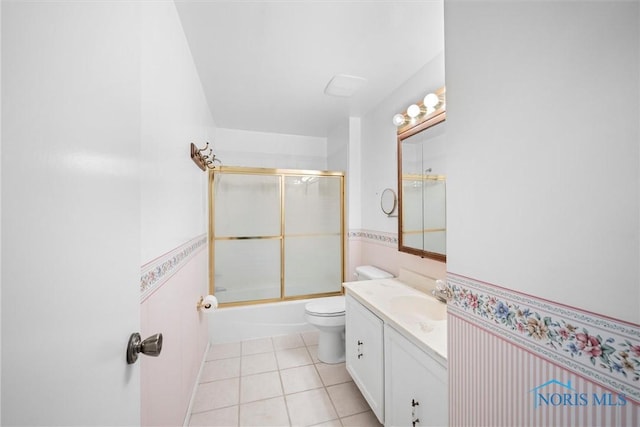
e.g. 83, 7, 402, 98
431, 279, 452, 304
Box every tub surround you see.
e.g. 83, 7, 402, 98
208, 299, 316, 344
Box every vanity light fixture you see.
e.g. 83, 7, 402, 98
392, 113, 406, 127
423, 93, 439, 115
423, 93, 439, 108
393, 89, 445, 129
406, 104, 422, 119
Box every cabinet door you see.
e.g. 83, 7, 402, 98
345, 295, 385, 423
384, 325, 448, 427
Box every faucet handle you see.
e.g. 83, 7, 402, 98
433, 279, 452, 302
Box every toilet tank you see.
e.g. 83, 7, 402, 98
354, 265, 394, 280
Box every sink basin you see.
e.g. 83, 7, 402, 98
388, 295, 447, 322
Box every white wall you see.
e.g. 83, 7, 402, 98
327, 120, 349, 174
347, 53, 447, 281
360, 53, 445, 233
140, 2, 215, 264
445, 1, 640, 323
214, 127, 327, 170
347, 117, 362, 232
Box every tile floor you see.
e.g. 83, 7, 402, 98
188, 331, 383, 427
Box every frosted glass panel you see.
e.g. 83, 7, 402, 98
210, 168, 344, 305
402, 180, 423, 239
424, 181, 446, 229
284, 235, 342, 297
402, 141, 423, 175
285, 176, 341, 235
403, 232, 423, 251
425, 231, 446, 255
214, 173, 281, 237
214, 239, 281, 303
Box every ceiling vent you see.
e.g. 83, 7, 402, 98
324, 74, 367, 97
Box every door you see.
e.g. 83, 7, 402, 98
2, 2, 141, 425
210, 168, 345, 305
345, 295, 385, 423
384, 325, 448, 427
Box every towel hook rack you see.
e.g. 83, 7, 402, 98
190, 142, 221, 171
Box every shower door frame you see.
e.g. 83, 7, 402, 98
208, 166, 346, 306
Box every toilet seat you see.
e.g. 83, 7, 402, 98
305, 297, 345, 317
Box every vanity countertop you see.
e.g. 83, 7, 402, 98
343, 278, 447, 366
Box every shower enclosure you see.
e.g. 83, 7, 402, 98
209, 166, 345, 305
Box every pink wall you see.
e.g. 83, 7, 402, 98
140, 236, 209, 426
351, 229, 640, 425
347, 230, 446, 282
447, 273, 640, 426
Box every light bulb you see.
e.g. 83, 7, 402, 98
407, 104, 421, 118
423, 93, 439, 108
392, 114, 406, 126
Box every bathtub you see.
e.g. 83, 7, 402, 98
208, 298, 318, 344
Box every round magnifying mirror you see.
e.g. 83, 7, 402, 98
380, 188, 397, 216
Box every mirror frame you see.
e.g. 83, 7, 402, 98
397, 87, 446, 262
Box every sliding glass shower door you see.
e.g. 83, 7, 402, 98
212, 172, 282, 303
283, 175, 343, 298
209, 167, 344, 305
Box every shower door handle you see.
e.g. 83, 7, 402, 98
126, 332, 163, 364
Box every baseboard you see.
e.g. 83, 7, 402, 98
183, 341, 211, 427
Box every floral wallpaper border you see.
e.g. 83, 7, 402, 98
140, 234, 207, 301
447, 273, 640, 402
348, 229, 398, 246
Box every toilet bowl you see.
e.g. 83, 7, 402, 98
305, 296, 346, 364
304, 265, 393, 364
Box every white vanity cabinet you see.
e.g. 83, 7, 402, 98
345, 294, 385, 423
384, 325, 448, 427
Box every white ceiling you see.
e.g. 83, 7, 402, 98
175, 1, 444, 138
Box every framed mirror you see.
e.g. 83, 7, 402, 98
397, 87, 446, 262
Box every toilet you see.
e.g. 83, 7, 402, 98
304, 265, 393, 364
